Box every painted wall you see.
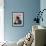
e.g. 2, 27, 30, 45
0, 0, 4, 42
4, 0, 40, 42
40, 0, 46, 27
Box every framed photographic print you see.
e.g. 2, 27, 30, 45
12, 12, 24, 27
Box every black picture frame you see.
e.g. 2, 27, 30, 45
12, 12, 24, 27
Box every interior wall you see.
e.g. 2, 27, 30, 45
40, 0, 46, 27
0, 0, 4, 42
40, 0, 46, 45
4, 0, 40, 42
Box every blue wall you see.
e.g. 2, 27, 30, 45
4, 0, 40, 42
40, 0, 46, 27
